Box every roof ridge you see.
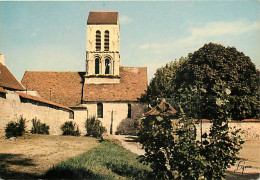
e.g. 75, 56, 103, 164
16, 91, 73, 112
90, 11, 118, 12
120, 66, 147, 68
24, 71, 85, 73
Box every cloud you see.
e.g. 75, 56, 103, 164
138, 20, 260, 53
191, 20, 260, 37
120, 15, 132, 24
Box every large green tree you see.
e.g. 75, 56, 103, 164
174, 43, 259, 120
142, 43, 259, 120
140, 57, 187, 107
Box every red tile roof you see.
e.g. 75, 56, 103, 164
83, 67, 147, 102
0, 86, 7, 94
21, 72, 85, 107
87, 11, 118, 25
145, 99, 177, 116
16, 91, 73, 112
0, 63, 25, 91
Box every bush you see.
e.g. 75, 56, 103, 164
31, 118, 49, 135
85, 116, 106, 138
116, 118, 137, 135
5, 116, 26, 138
61, 121, 80, 136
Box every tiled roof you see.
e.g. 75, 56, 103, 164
21, 72, 85, 107
83, 67, 147, 102
16, 91, 73, 112
0, 86, 7, 94
145, 99, 177, 116
0, 63, 25, 91
87, 11, 118, 25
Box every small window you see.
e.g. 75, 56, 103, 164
128, 104, 131, 118
69, 112, 74, 119
96, 30, 101, 51
97, 103, 103, 118
104, 30, 109, 51
95, 58, 100, 74
0, 93, 6, 99
105, 58, 111, 74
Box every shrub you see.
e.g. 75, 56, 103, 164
31, 118, 49, 135
116, 118, 137, 135
85, 116, 106, 138
5, 116, 26, 138
61, 121, 80, 136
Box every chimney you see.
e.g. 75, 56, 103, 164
0, 54, 5, 66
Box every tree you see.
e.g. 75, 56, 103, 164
174, 43, 259, 120
138, 81, 244, 179
140, 57, 187, 107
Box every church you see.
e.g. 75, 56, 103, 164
21, 11, 148, 134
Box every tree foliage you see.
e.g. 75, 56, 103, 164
174, 43, 259, 120
138, 81, 244, 179
140, 57, 187, 107
141, 43, 259, 120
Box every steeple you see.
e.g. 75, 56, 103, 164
85, 11, 120, 84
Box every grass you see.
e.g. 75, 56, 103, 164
42, 140, 151, 179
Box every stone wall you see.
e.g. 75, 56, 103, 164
73, 107, 88, 135
0, 90, 72, 135
195, 121, 260, 139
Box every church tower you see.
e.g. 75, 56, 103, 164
85, 11, 120, 84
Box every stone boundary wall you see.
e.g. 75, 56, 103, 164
195, 120, 260, 139
0, 90, 73, 135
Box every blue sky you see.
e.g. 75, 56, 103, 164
0, 1, 259, 82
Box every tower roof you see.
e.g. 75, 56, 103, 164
87, 11, 118, 25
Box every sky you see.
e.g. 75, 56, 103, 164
0, 1, 259, 82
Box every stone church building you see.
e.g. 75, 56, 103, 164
21, 11, 148, 134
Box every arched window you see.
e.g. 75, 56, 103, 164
105, 58, 111, 74
96, 30, 101, 51
97, 103, 103, 118
128, 104, 132, 118
104, 30, 109, 51
95, 58, 100, 74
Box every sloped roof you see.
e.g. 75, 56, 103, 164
16, 91, 73, 112
83, 67, 147, 102
145, 99, 177, 116
87, 11, 118, 25
21, 72, 85, 107
0, 86, 7, 94
0, 63, 25, 91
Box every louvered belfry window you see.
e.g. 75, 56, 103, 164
96, 30, 101, 51
104, 30, 109, 51
95, 58, 100, 74
105, 58, 110, 74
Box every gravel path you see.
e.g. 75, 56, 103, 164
112, 135, 145, 155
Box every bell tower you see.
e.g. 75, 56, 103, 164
85, 11, 120, 84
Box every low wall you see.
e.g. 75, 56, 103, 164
195, 120, 260, 139
0, 91, 72, 135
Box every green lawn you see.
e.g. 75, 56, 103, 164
43, 140, 151, 179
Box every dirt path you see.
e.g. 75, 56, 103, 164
114, 135, 260, 179
0, 134, 99, 179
